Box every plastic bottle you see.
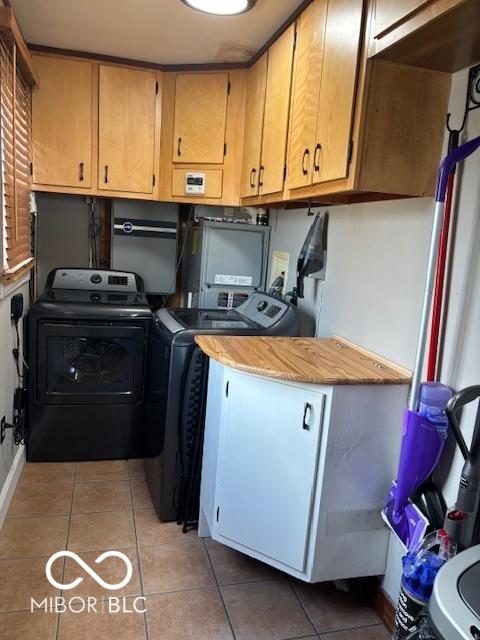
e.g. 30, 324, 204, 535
392, 530, 456, 640
418, 383, 452, 431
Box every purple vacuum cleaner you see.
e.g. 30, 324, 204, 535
383, 136, 480, 550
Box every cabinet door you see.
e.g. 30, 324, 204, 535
32, 56, 93, 188
259, 24, 295, 196
286, 0, 328, 191
312, 0, 363, 184
240, 55, 267, 198
172, 73, 229, 164
216, 372, 325, 572
374, 0, 432, 37
98, 65, 157, 194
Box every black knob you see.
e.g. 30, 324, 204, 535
90, 273, 102, 284
256, 300, 268, 312
90, 293, 101, 302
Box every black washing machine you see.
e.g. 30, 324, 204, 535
27, 268, 152, 462
144, 292, 300, 523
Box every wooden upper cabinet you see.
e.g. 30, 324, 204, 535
172, 73, 229, 164
374, 0, 432, 37
259, 24, 295, 196
98, 65, 157, 194
286, 0, 328, 191
312, 0, 363, 184
240, 55, 267, 198
32, 55, 93, 188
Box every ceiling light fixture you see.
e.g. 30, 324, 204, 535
181, 0, 256, 16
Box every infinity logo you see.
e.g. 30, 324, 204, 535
46, 551, 133, 591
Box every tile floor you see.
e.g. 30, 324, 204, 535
0, 460, 389, 640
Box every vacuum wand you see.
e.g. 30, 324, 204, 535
444, 386, 480, 549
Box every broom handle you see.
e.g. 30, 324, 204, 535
409, 136, 480, 411
409, 201, 445, 410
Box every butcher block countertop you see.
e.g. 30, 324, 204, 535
194, 335, 412, 385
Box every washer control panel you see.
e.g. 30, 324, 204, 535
237, 292, 290, 329
49, 269, 140, 293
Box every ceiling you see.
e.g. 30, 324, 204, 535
11, 0, 304, 65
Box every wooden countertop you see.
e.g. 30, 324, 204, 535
194, 335, 411, 385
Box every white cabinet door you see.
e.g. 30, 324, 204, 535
215, 371, 326, 572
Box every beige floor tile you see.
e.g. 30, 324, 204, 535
146, 588, 233, 640
58, 598, 146, 640
134, 508, 195, 546
128, 459, 145, 479
75, 460, 129, 483
293, 581, 381, 634
68, 511, 135, 552
140, 540, 215, 594
222, 580, 315, 640
320, 625, 390, 639
0, 610, 58, 640
7, 483, 73, 518
0, 515, 69, 559
206, 538, 281, 585
72, 481, 132, 514
131, 480, 153, 509
62, 547, 141, 600
0, 556, 63, 612
19, 462, 75, 485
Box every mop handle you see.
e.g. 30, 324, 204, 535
409, 136, 480, 411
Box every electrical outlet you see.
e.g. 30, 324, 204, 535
0, 417, 14, 444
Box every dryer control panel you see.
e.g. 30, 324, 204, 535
48, 269, 142, 293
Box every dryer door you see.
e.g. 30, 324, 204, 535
37, 322, 145, 405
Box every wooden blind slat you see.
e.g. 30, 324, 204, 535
1, 38, 32, 272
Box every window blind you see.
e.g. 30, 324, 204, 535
1, 38, 33, 282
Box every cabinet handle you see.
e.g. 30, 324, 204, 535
79, 162, 84, 182
302, 148, 310, 176
302, 403, 312, 431
177, 137, 182, 157
104, 165, 109, 184
313, 143, 321, 172
259, 165, 265, 188
249, 168, 257, 189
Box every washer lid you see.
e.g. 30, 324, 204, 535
169, 308, 260, 330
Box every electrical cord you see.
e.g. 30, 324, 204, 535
12, 321, 26, 381
88, 199, 100, 268
161, 204, 195, 309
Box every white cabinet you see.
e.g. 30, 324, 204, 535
199, 360, 408, 583
216, 371, 326, 572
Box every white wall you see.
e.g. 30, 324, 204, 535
268, 67, 480, 601
0, 281, 29, 491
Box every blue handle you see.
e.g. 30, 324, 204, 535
436, 136, 480, 202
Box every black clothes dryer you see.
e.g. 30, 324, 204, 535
26, 268, 152, 462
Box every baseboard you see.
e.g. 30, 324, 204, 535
373, 582, 396, 632
0, 445, 25, 530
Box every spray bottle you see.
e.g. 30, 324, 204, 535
392, 530, 456, 640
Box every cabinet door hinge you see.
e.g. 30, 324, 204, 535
29, 161, 33, 176
347, 140, 354, 166
224, 143, 227, 157
225, 381, 229, 398
153, 174, 156, 186
216, 506, 220, 522
155, 81, 159, 94
227, 81, 231, 95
